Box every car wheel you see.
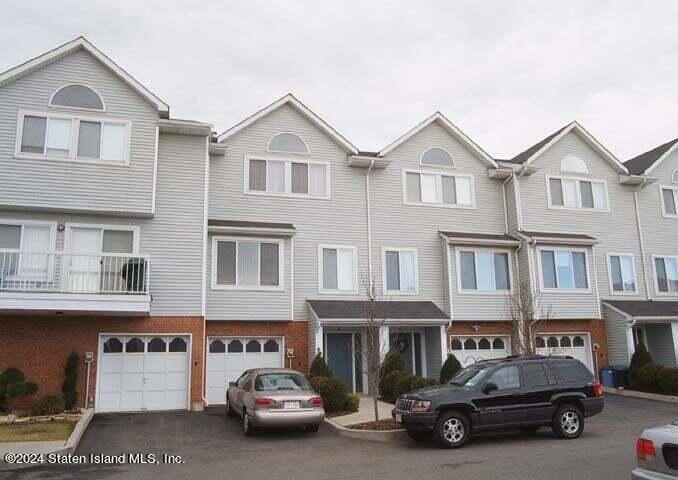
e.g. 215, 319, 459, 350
305, 424, 320, 433
433, 411, 470, 449
242, 409, 255, 436
519, 425, 540, 434
552, 404, 584, 439
406, 429, 432, 442
225, 394, 235, 417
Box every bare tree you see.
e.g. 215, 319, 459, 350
505, 278, 551, 355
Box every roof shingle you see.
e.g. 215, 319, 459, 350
307, 300, 449, 320
624, 138, 678, 175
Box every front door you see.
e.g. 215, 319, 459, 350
475, 365, 525, 426
68, 227, 102, 292
326, 333, 354, 392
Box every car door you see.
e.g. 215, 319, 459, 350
232, 372, 251, 412
475, 365, 525, 427
520, 362, 558, 422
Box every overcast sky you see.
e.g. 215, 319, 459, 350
2, 0, 677, 159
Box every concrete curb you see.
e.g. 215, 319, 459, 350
603, 387, 678, 404
324, 418, 407, 443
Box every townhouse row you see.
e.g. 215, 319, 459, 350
0, 37, 676, 413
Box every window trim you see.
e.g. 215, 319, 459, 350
210, 235, 284, 291
243, 154, 331, 200
14, 109, 131, 166
560, 154, 591, 175
0, 219, 58, 281
419, 147, 455, 168
454, 247, 514, 295
63, 223, 140, 257
651, 254, 678, 296
381, 247, 419, 296
536, 246, 592, 294
317, 244, 359, 295
605, 252, 639, 296
545, 174, 610, 213
449, 335, 510, 353
266, 132, 310, 156
659, 184, 678, 218
673, 169, 678, 184
401, 168, 476, 209
48, 83, 107, 113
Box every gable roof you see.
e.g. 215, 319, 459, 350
377, 112, 497, 168
624, 137, 678, 175
0, 36, 169, 117
604, 300, 678, 319
509, 121, 628, 174
307, 300, 449, 321
216, 93, 358, 154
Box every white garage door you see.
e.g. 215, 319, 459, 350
97, 335, 190, 413
537, 333, 593, 371
206, 337, 283, 405
450, 336, 510, 367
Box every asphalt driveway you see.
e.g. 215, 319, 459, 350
4, 394, 677, 480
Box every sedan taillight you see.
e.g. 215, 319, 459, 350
308, 396, 323, 407
636, 438, 656, 462
254, 397, 276, 409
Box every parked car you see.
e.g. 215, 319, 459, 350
632, 420, 678, 479
393, 355, 604, 448
226, 368, 325, 435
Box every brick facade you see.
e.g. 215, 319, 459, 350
205, 321, 308, 373
0, 315, 204, 410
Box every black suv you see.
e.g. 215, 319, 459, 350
392, 355, 604, 448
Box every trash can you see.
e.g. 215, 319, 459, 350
600, 366, 615, 388
121, 257, 147, 293
611, 365, 629, 388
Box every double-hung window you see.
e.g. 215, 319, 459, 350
404, 171, 474, 207
539, 248, 589, 290
661, 187, 678, 217
17, 111, 130, 164
548, 176, 608, 211
458, 249, 511, 292
0, 222, 54, 281
383, 249, 418, 294
212, 237, 282, 290
654, 256, 678, 294
319, 245, 357, 293
247, 158, 329, 198
607, 254, 637, 294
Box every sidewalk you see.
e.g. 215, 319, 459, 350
331, 396, 394, 426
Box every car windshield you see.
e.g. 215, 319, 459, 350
254, 373, 311, 392
448, 365, 489, 387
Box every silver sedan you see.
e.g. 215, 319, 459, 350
225, 368, 325, 435
632, 420, 678, 479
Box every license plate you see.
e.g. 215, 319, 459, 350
395, 413, 402, 423
284, 401, 300, 409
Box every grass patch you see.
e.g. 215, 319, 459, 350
0, 421, 76, 442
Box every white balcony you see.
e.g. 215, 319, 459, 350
0, 251, 151, 314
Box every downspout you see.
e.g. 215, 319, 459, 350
365, 159, 375, 295
201, 136, 210, 409
501, 174, 512, 234
633, 186, 651, 300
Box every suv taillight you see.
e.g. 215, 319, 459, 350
254, 397, 276, 409
308, 396, 323, 407
592, 381, 603, 398
636, 438, 656, 462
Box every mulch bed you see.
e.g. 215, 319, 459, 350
346, 419, 402, 431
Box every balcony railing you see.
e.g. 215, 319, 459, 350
0, 251, 150, 295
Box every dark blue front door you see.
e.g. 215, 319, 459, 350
326, 333, 353, 392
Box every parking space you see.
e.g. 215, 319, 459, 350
4, 395, 677, 480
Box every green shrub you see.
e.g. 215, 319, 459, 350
632, 363, 665, 393
6, 383, 26, 398
309, 353, 333, 378
394, 374, 438, 399
380, 370, 409, 402
629, 343, 654, 386
0, 367, 38, 412
24, 382, 38, 396
344, 394, 360, 412
657, 367, 678, 395
62, 352, 79, 410
0, 367, 25, 387
379, 349, 404, 394
31, 395, 65, 416
310, 376, 347, 413
440, 354, 462, 384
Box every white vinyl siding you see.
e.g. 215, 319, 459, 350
245, 156, 329, 199
661, 187, 678, 216
383, 248, 418, 294
653, 256, 678, 294
211, 237, 283, 290
539, 248, 589, 291
319, 245, 357, 293
457, 249, 511, 293
607, 254, 637, 294
403, 170, 474, 208
547, 175, 608, 211
16, 110, 130, 165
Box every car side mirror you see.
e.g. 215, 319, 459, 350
228, 382, 236, 388
483, 382, 498, 395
